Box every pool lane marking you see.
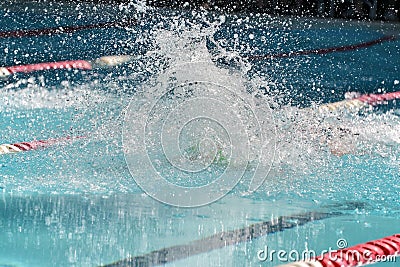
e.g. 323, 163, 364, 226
0, 90, 399, 156
0, 19, 136, 39
276, 234, 400, 267
100, 205, 358, 267
0, 55, 136, 78
246, 35, 398, 60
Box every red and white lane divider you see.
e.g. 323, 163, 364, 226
1, 34, 397, 78
275, 234, 400, 267
319, 91, 400, 112
0, 55, 136, 78
1, 90, 399, 156
0, 136, 85, 155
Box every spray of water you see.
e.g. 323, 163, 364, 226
0, 5, 399, 206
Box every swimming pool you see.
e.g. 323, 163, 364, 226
0, 1, 399, 266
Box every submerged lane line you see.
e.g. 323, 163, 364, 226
100, 203, 362, 267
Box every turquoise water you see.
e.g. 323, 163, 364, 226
1, 2, 400, 267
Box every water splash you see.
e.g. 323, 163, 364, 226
0, 7, 399, 209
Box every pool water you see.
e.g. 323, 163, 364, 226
0, 1, 400, 266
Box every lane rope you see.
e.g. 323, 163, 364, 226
0, 90, 398, 156
0, 19, 136, 39
101, 209, 347, 267
0, 136, 84, 155
276, 234, 400, 267
246, 35, 397, 60
0, 55, 136, 78
318, 91, 400, 112
1, 34, 396, 78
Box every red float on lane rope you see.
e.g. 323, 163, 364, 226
0, 55, 135, 77
0, 136, 85, 155
6, 60, 93, 74
357, 91, 400, 105
276, 234, 400, 267
319, 90, 400, 112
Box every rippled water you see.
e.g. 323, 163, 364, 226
0, 1, 399, 266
